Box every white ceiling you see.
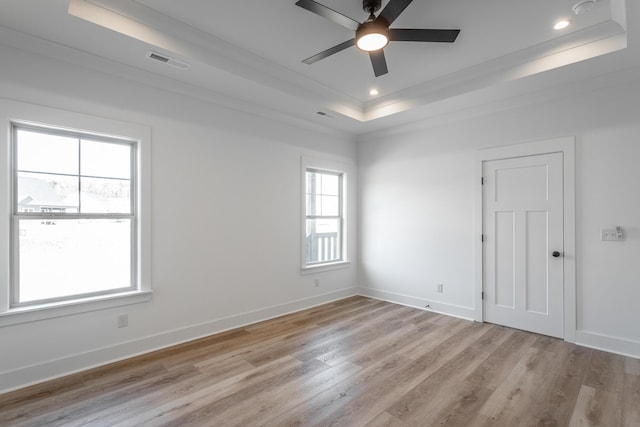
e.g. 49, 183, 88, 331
133, 0, 613, 99
0, 0, 635, 135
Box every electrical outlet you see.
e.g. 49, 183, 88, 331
437, 283, 444, 293
314, 279, 320, 287
117, 314, 128, 328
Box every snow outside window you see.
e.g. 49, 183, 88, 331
11, 125, 137, 307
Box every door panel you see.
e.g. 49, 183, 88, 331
483, 152, 564, 338
526, 211, 549, 314
495, 211, 515, 309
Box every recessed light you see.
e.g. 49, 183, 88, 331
554, 20, 571, 30
369, 89, 379, 96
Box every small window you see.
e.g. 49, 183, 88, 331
11, 124, 136, 306
304, 168, 344, 267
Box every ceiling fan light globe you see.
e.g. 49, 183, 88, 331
356, 21, 390, 52
357, 33, 389, 51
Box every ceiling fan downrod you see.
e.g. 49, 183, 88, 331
362, 0, 382, 15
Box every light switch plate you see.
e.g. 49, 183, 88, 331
601, 227, 624, 241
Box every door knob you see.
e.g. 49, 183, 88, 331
552, 251, 561, 258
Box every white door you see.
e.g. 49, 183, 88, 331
483, 152, 564, 338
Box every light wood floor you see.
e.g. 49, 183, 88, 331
1, 296, 639, 426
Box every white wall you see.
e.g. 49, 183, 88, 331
358, 67, 640, 358
0, 44, 358, 392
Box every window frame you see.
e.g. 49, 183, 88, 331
0, 99, 152, 327
10, 123, 138, 307
300, 156, 351, 273
305, 168, 344, 266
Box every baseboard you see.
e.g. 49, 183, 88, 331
0, 287, 358, 394
357, 286, 476, 321
576, 330, 640, 359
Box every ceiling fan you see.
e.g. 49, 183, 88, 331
295, 0, 460, 77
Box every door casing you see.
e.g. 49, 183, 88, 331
474, 137, 576, 342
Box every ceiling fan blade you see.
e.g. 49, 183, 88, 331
390, 28, 460, 43
302, 39, 356, 64
295, 0, 360, 31
369, 50, 388, 77
377, 0, 414, 26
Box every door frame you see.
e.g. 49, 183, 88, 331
474, 137, 576, 342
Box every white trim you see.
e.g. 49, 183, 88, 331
0, 287, 357, 394
300, 261, 351, 275
474, 137, 576, 342
0, 291, 152, 327
358, 286, 476, 321
576, 330, 640, 359
0, 98, 152, 324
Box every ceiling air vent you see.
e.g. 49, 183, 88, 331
145, 51, 190, 70
573, 0, 597, 14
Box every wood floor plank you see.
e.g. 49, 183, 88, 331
245, 321, 388, 368
262, 352, 415, 427
584, 350, 626, 393
364, 411, 407, 427
425, 330, 538, 426
344, 323, 439, 368
472, 346, 564, 426
281, 298, 385, 330
284, 305, 411, 365
387, 322, 502, 419
195, 299, 394, 370
399, 308, 441, 326
624, 356, 640, 376
0, 362, 174, 425
622, 372, 640, 427
111, 356, 304, 426
568, 385, 622, 427
521, 343, 593, 427
209, 361, 363, 427
0, 297, 637, 427
569, 385, 598, 426
315, 314, 425, 367
166, 359, 332, 426
61, 359, 256, 427
395, 317, 468, 361
13, 365, 200, 427
385, 326, 514, 426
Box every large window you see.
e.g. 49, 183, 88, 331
304, 167, 345, 268
11, 124, 136, 306
0, 100, 151, 326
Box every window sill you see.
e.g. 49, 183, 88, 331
301, 261, 351, 275
0, 290, 153, 327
